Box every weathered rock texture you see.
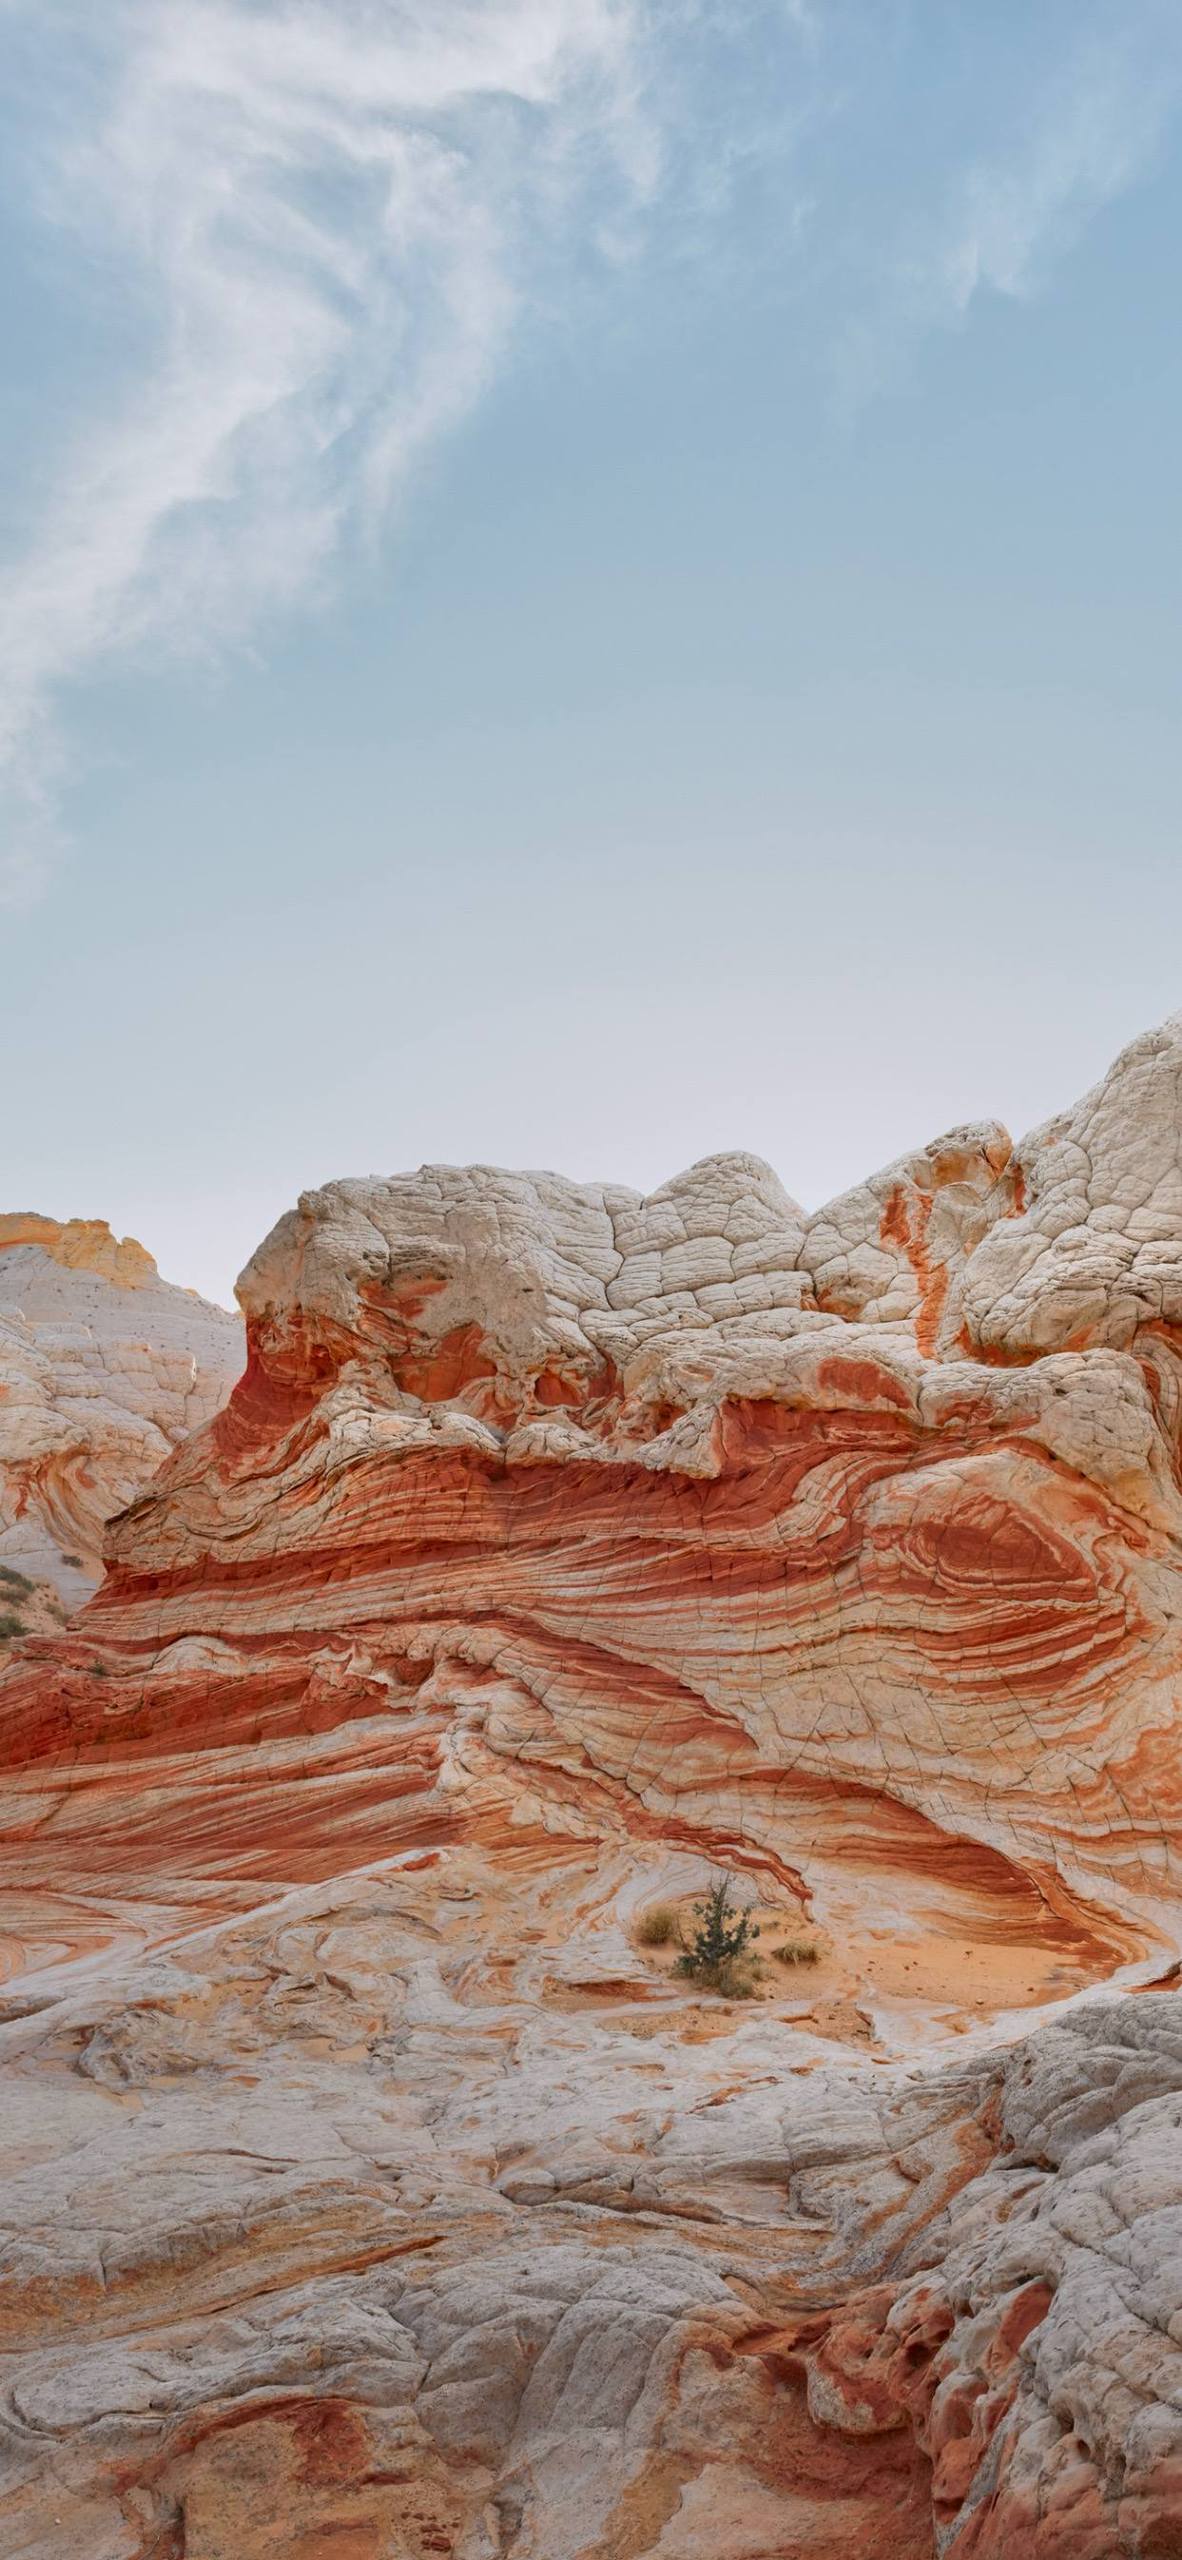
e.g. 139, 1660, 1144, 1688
0, 1215, 243, 1625
3, 1020, 1182, 2557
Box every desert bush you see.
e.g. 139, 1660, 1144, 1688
675, 1873, 760, 1997
0, 1611, 23, 1640
772, 1937, 820, 1967
0, 1565, 32, 1594
636, 1904, 678, 1948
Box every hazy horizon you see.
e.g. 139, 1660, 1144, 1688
19, 997, 1176, 1314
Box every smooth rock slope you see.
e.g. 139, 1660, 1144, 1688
3, 1020, 1182, 2557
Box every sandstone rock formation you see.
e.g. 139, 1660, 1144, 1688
0, 1214, 244, 1627
3, 1018, 1182, 2557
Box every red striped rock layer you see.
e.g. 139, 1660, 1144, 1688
3, 1398, 1173, 1946
8, 1018, 1182, 1977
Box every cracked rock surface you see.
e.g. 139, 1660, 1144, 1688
3, 1021, 1182, 2554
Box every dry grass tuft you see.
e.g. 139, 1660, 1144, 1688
772, 1937, 821, 1967
636, 1904, 678, 1948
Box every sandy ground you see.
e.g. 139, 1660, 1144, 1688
630, 1878, 1140, 2051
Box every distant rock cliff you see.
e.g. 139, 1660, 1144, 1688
3, 1024, 1182, 2557
0, 1214, 243, 1631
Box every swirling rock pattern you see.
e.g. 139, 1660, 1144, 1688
3, 1020, 1182, 2555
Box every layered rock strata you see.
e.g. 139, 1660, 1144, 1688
4, 1018, 1182, 2556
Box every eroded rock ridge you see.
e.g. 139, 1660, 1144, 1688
4, 1019, 1182, 2556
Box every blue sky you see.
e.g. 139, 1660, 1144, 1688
2, 0, 1182, 1306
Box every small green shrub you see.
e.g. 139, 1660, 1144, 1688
675, 1873, 761, 1997
0, 1611, 24, 1641
0, 1565, 32, 1594
637, 1904, 678, 1948
772, 1937, 821, 1967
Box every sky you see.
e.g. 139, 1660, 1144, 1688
2, 0, 1181, 1309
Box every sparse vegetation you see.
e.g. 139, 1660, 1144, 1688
0, 1611, 24, 1641
636, 1904, 678, 1948
0, 1565, 33, 1594
772, 1937, 820, 1967
675, 1872, 760, 1998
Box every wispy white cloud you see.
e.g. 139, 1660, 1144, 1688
0, 2, 1178, 901
0, 0, 658, 900
837, 21, 1182, 414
